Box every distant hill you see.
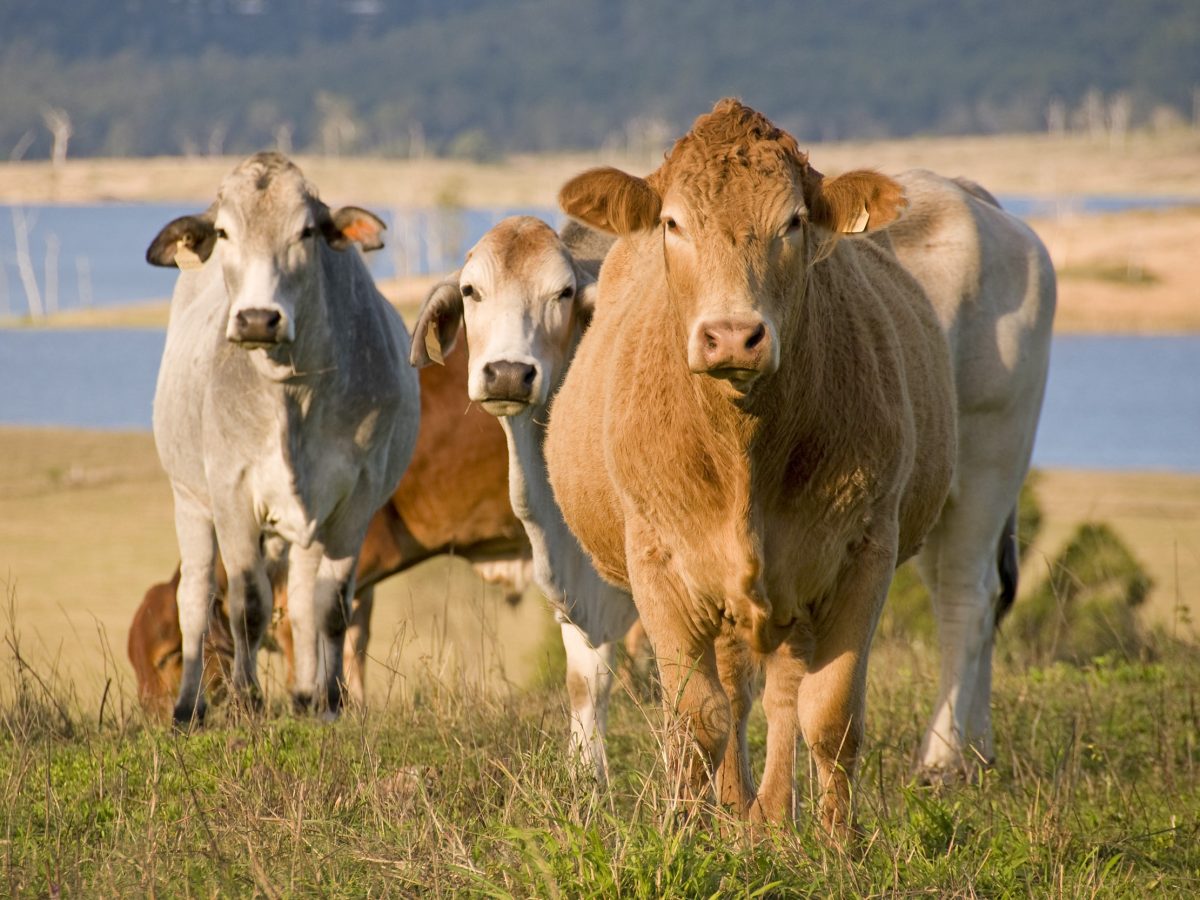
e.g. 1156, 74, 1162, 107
1, 0, 1197, 159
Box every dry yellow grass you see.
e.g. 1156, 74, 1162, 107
0, 427, 552, 707
2, 427, 1196, 707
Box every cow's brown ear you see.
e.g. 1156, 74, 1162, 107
410, 278, 464, 367
145, 209, 217, 267
808, 169, 907, 234
323, 205, 387, 252
559, 167, 661, 236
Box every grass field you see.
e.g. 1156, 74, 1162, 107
4, 581, 1199, 895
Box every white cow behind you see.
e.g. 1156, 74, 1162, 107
876, 170, 1055, 781
410, 217, 638, 783
148, 151, 419, 724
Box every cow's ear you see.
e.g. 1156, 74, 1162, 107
322, 205, 387, 252
559, 167, 661, 236
806, 168, 907, 234
410, 277, 464, 367
146, 208, 217, 267
568, 255, 600, 328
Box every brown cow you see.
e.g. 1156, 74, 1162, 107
128, 343, 531, 716
547, 99, 956, 834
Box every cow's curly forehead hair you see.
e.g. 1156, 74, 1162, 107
219, 151, 317, 202
649, 98, 808, 200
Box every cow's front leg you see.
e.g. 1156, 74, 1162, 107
559, 617, 617, 785
714, 621, 757, 815
288, 542, 357, 718
797, 527, 896, 840
172, 491, 217, 726
753, 632, 808, 824
626, 536, 726, 811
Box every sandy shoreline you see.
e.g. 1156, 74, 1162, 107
3, 129, 1200, 206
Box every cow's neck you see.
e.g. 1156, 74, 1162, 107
499, 345, 603, 609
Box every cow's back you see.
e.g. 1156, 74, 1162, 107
883, 170, 1056, 421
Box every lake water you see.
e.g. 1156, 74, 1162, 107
0, 203, 560, 315
0, 194, 1195, 317
0, 330, 1196, 472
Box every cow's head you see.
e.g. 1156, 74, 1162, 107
559, 98, 905, 397
409, 216, 596, 416
146, 152, 385, 347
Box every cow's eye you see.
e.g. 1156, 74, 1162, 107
786, 213, 803, 232
214, 228, 229, 240
461, 284, 476, 300
559, 285, 574, 300
299, 225, 316, 240
663, 217, 678, 232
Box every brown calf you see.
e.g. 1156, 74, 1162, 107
548, 99, 956, 834
128, 343, 531, 715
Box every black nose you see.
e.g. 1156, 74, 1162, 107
483, 360, 537, 402
233, 308, 283, 343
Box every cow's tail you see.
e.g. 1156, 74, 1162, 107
995, 507, 1019, 625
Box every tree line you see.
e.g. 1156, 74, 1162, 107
1, 0, 1197, 160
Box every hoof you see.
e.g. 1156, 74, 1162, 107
292, 691, 313, 715
172, 698, 207, 730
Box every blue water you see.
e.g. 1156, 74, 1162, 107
0, 331, 1196, 472
0, 203, 559, 315
1, 195, 1195, 318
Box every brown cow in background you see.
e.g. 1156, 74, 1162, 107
128, 344, 531, 716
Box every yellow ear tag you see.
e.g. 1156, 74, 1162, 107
175, 240, 203, 271
847, 205, 870, 234
423, 327, 445, 366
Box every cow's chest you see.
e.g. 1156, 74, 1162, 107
206, 403, 362, 549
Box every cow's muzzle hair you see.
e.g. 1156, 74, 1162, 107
230, 307, 288, 345
687, 315, 775, 388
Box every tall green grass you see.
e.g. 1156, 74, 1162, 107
3, 481, 1199, 896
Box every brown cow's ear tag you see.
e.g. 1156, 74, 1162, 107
175, 240, 203, 270
846, 204, 870, 234
423, 327, 445, 366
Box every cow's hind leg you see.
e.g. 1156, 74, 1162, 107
916, 475, 1018, 783
343, 585, 374, 707
172, 492, 217, 726
214, 525, 273, 712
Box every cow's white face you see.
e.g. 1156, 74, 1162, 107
145, 152, 386, 349
457, 218, 585, 416
214, 171, 317, 346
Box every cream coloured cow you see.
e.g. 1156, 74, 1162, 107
148, 152, 420, 723
869, 170, 1054, 780
410, 216, 638, 783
